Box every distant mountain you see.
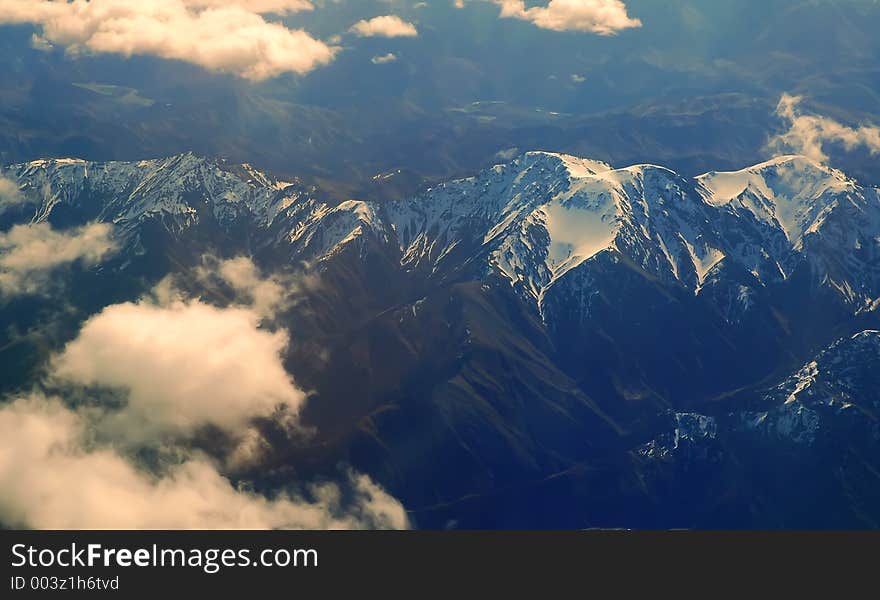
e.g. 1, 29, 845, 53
3, 150, 880, 527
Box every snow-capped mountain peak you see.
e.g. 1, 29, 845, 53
390, 153, 729, 302
698, 155, 856, 246
523, 151, 612, 179
386, 150, 880, 317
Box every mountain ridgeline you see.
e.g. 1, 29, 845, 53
3, 151, 880, 528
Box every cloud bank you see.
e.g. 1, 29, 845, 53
350, 15, 418, 38
0, 395, 407, 529
491, 0, 641, 34
771, 94, 880, 164
0, 222, 116, 296
0, 0, 337, 80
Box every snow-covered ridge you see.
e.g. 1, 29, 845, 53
2, 153, 385, 263
740, 330, 880, 446
697, 155, 857, 246
773, 330, 880, 408
638, 329, 880, 457
5, 150, 880, 309
6, 153, 298, 227
388, 151, 880, 314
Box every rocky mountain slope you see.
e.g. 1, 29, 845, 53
2, 150, 879, 528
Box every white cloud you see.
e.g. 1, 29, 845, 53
190, 255, 321, 324
196, 256, 289, 319
0, 222, 116, 296
490, 0, 641, 34
350, 15, 418, 38
29, 33, 53, 51
769, 94, 880, 164
371, 52, 398, 64
0, 0, 337, 80
495, 147, 519, 161
0, 395, 408, 529
52, 297, 305, 441
0, 215, 408, 529
215, 256, 286, 317
0, 177, 23, 207
186, 0, 314, 14
0, 261, 410, 529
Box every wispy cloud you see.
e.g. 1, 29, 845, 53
194, 255, 294, 319
371, 52, 398, 64
770, 94, 880, 164
0, 0, 337, 80
0, 177, 23, 208
0, 222, 116, 296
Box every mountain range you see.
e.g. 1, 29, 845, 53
3, 150, 880, 528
